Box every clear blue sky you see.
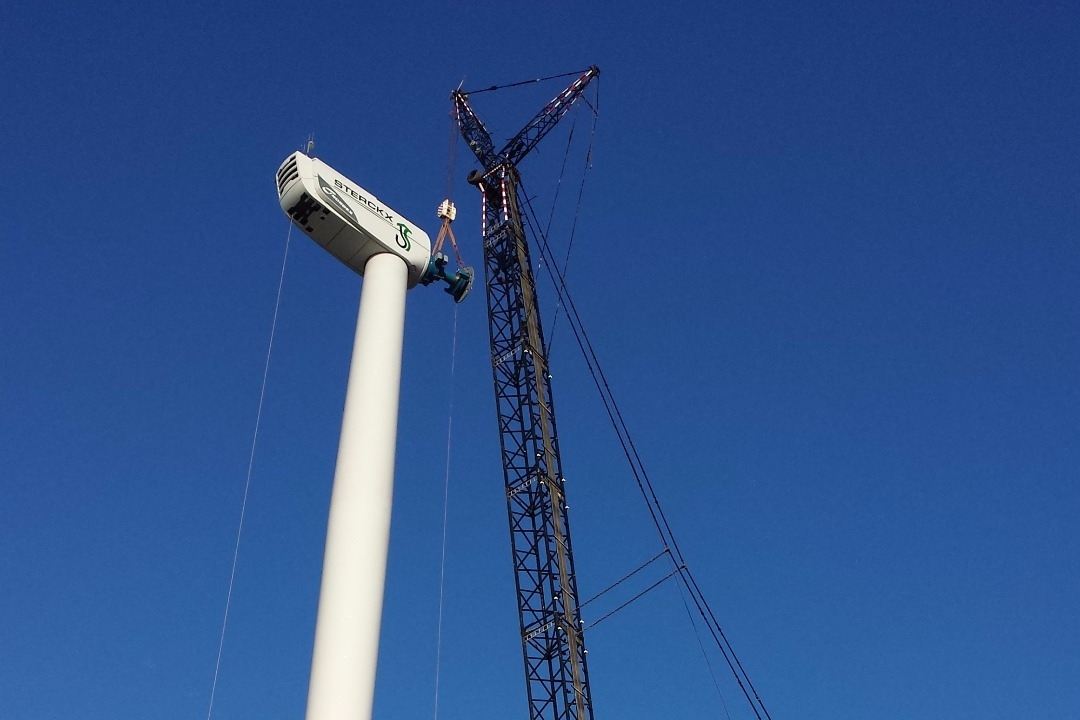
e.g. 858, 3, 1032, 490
2, 1, 1078, 718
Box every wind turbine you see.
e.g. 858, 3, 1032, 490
276, 151, 471, 720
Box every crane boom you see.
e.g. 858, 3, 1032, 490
453, 67, 599, 720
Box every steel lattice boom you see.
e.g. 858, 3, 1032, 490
453, 66, 599, 720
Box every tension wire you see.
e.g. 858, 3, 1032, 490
521, 134, 774, 718
432, 305, 460, 720
206, 220, 293, 720
461, 68, 592, 96
541, 85, 599, 356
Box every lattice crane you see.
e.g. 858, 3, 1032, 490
452, 67, 600, 720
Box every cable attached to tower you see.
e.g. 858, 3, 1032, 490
520, 178, 775, 720
205, 219, 293, 720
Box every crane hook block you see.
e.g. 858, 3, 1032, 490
420, 253, 474, 303
437, 199, 457, 222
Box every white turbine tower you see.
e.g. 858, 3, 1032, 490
276, 151, 471, 720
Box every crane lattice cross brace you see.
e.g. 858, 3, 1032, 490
453, 65, 600, 720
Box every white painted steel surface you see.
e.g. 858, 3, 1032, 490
277, 151, 432, 286
305, 252, 409, 720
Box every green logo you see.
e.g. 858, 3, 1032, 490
396, 223, 412, 251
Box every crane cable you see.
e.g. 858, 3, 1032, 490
205, 220, 293, 720
519, 173, 774, 720
580, 548, 670, 610
675, 578, 735, 720
544, 103, 598, 359
542, 116, 577, 241
452, 74, 770, 718
431, 305, 459, 720
461, 68, 594, 96
431, 109, 464, 720
584, 564, 683, 631
432, 100, 466, 267
445, 101, 458, 202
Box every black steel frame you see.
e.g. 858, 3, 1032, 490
453, 67, 599, 720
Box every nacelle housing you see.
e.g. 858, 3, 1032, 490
276, 151, 432, 285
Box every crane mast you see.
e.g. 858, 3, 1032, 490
453, 67, 599, 720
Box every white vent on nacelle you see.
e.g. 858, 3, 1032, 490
276, 155, 299, 197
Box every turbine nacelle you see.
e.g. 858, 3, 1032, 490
276, 151, 432, 287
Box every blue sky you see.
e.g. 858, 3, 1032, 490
2, 1, 1078, 718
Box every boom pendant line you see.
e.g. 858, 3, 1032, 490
453, 66, 600, 720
